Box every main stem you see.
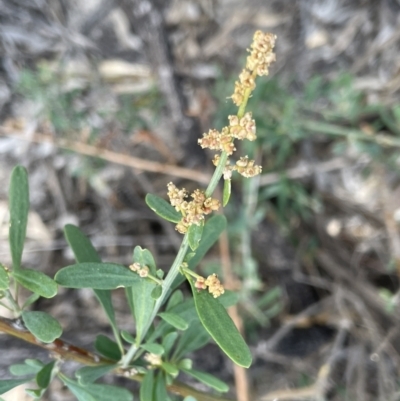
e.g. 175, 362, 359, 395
121, 86, 253, 368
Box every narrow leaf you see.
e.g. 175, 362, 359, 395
9, 165, 29, 271
36, 360, 56, 388
94, 335, 121, 361
55, 263, 139, 289
64, 225, 122, 353
158, 312, 188, 331
188, 223, 203, 251
12, 269, 57, 298
154, 372, 169, 401
145, 194, 181, 223
0, 378, 32, 395
61, 376, 96, 401
83, 383, 133, 401
22, 311, 62, 343
76, 364, 116, 385
182, 368, 229, 392
0, 264, 9, 290
140, 343, 164, 355
140, 370, 154, 401
126, 248, 158, 344
188, 279, 252, 368
162, 332, 178, 356
166, 290, 183, 310
223, 179, 231, 207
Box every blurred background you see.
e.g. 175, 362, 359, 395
1, 0, 400, 400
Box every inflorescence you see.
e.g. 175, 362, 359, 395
166, 31, 276, 297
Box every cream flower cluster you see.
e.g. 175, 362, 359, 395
232, 30, 276, 106
129, 262, 149, 277
167, 182, 220, 234
195, 274, 225, 298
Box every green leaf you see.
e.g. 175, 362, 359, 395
178, 359, 192, 370
162, 332, 178, 356
36, 361, 56, 388
22, 311, 62, 343
188, 279, 252, 368
172, 321, 209, 361
158, 312, 188, 331
64, 225, 122, 355
83, 383, 133, 401
172, 215, 227, 289
94, 335, 122, 361
182, 368, 229, 392
25, 388, 45, 398
0, 378, 32, 395
121, 330, 136, 344
22, 293, 41, 309
166, 290, 183, 310
0, 265, 9, 290
24, 360, 44, 369
161, 362, 178, 377
218, 290, 239, 308
55, 263, 139, 289
223, 179, 231, 207
183, 397, 197, 401
141, 343, 164, 355
9, 363, 41, 377
132, 246, 157, 275
140, 370, 154, 401
9, 165, 29, 271
145, 193, 182, 223
61, 376, 97, 401
151, 286, 162, 300
76, 364, 116, 385
126, 247, 158, 344
188, 223, 203, 251
12, 269, 57, 298
154, 372, 169, 401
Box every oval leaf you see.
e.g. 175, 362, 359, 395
121, 330, 136, 344
223, 179, 231, 207
182, 368, 229, 392
36, 361, 56, 389
141, 343, 164, 355
162, 332, 178, 356
84, 382, 134, 401
76, 364, 116, 385
55, 263, 139, 289
188, 223, 203, 251
94, 335, 121, 361
9, 166, 29, 271
12, 269, 57, 298
0, 378, 32, 395
0, 264, 9, 290
161, 362, 178, 377
22, 311, 62, 343
9, 363, 41, 377
133, 246, 157, 274
188, 279, 252, 368
151, 286, 162, 300
140, 370, 154, 401
145, 194, 181, 223
158, 312, 188, 331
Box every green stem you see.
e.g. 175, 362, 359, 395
5, 290, 20, 314
121, 235, 190, 368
